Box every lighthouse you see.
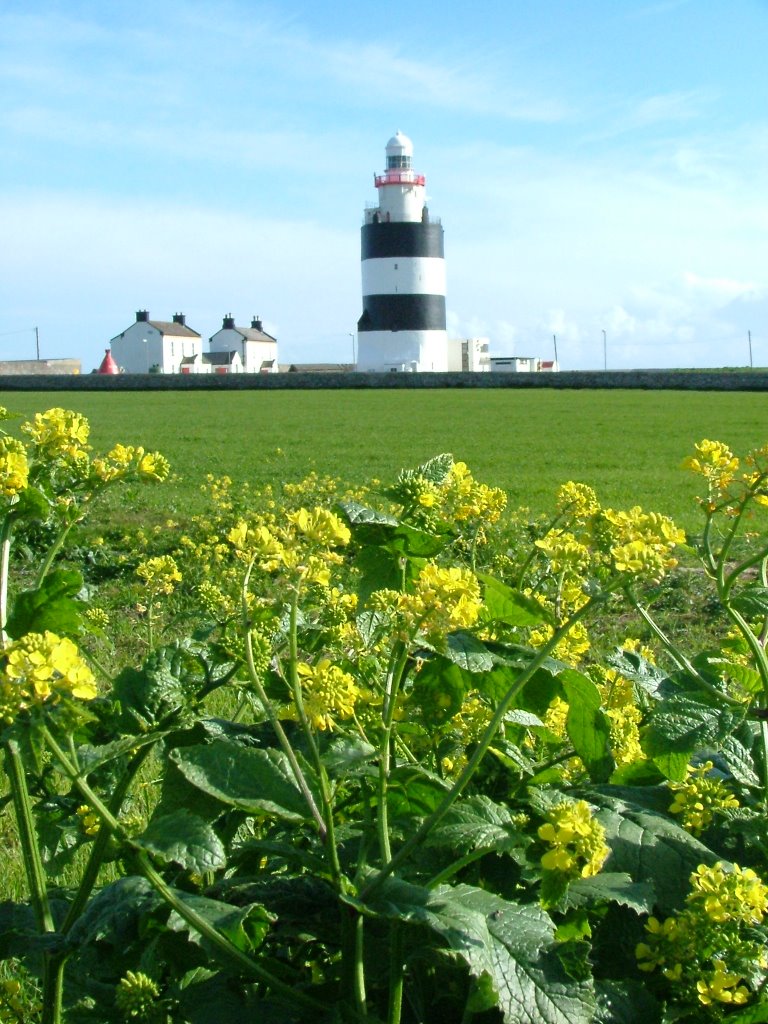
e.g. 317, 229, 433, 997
356, 132, 448, 372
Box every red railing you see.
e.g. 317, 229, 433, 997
374, 171, 426, 188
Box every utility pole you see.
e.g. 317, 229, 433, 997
553, 334, 558, 367
35, 326, 40, 361
749, 330, 753, 368
602, 329, 607, 371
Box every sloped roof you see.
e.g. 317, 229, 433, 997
211, 326, 277, 343
204, 351, 241, 365
147, 320, 201, 338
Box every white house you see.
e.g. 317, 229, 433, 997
111, 311, 203, 374
447, 338, 490, 372
208, 315, 278, 373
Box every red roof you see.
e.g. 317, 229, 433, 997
98, 349, 119, 375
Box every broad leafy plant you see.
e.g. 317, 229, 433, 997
2, 414, 768, 1024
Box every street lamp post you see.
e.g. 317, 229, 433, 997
349, 333, 356, 367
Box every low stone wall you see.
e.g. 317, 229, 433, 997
0, 369, 767, 392
0, 359, 81, 376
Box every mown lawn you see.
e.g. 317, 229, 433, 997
2, 388, 768, 530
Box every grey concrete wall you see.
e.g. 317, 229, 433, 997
0, 369, 767, 392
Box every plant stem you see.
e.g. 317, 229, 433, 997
387, 922, 404, 1024
35, 518, 78, 587
284, 582, 343, 885
0, 510, 15, 644
239, 560, 327, 837
134, 849, 326, 1011
377, 645, 409, 866
354, 912, 368, 1020
4, 739, 61, 1024
361, 588, 611, 901
628, 593, 743, 706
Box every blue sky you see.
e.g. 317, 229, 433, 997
1, 0, 767, 371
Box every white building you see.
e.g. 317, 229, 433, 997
490, 356, 560, 373
208, 315, 278, 373
111, 311, 203, 374
447, 338, 490, 372
356, 132, 448, 372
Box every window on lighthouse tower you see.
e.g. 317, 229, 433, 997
387, 153, 411, 170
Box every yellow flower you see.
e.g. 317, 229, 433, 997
296, 659, 361, 731
0, 437, 28, 497
687, 862, 768, 925
286, 507, 351, 546
77, 803, 100, 836
137, 449, 170, 482
683, 439, 739, 497
136, 555, 182, 595
0, 631, 96, 719
696, 961, 750, 1006
668, 762, 739, 835
555, 481, 600, 520
600, 506, 685, 581
22, 407, 90, 459
537, 799, 609, 880
535, 529, 591, 572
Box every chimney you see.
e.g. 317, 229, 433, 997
251, 316, 263, 331
222, 314, 235, 330
136, 310, 149, 322
172, 312, 186, 326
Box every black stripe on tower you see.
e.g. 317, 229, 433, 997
357, 294, 446, 333
361, 222, 444, 259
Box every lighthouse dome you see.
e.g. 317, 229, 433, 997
385, 131, 413, 157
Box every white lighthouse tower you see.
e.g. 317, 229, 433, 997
356, 132, 448, 372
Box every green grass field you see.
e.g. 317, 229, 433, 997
3, 388, 768, 531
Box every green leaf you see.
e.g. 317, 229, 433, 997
716, 660, 763, 696
586, 788, 721, 912
135, 809, 226, 873
5, 568, 85, 639
76, 731, 171, 773
321, 736, 376, 774
444, 885, 597, 1024
732, 584, 768, 617
724, 1002, 768, 1022
594, 980, 662, 1024
11, 485, 50, 522
170, 739, 317, 822
386, 765, 450, 818
442, 631, 496, 672
387, 524, 447, 558
607, 649, 668, 699
113, 641, 208, 727
414, 452, 454, 484
177, 970, 313, 1024
337, 499, 399, 527
560, 670, 614, 783
564, 873, 655, 914
354, 545, 402, 605
642, 692, 747, 780
424, 795, 529, 858
410, 656, 470, 725
166, 892, 273, 953
352, 878, 595, 1023
479, 575, 554, 627
716, 731, 761, 787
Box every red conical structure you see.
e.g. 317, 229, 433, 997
98, 349, 119, 375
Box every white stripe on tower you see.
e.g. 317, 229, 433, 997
356, 132, 448, 372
